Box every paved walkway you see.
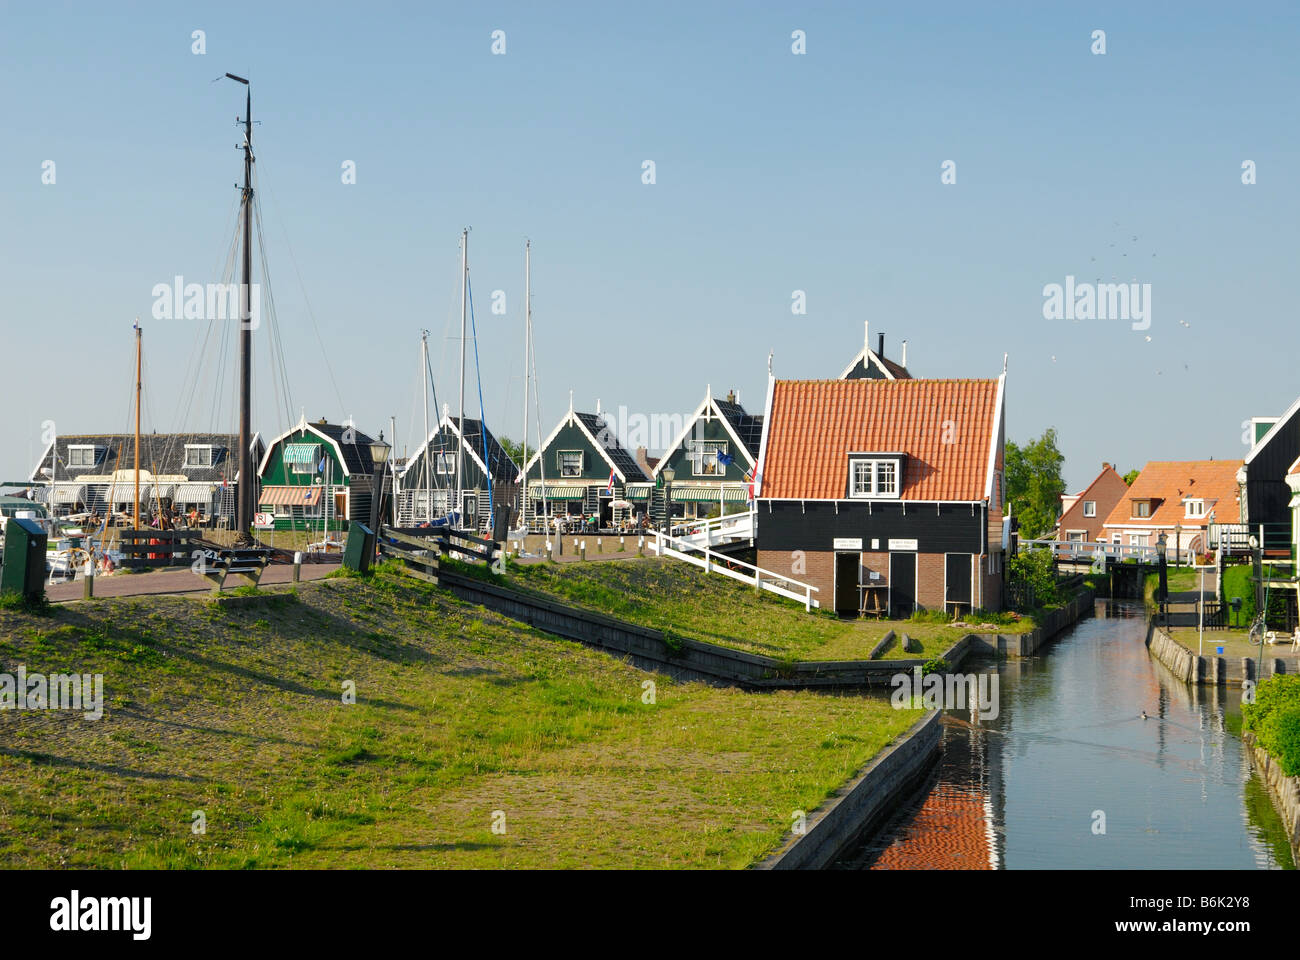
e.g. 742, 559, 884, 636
46, 562, 340, 602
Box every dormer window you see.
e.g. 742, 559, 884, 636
184, 444, 216, 468
67, 445, 102, 468
1132, 500, 1151, 518
848, 456, 901, 499
1083, 500, 1096, 517
1184, 498, 1205, 519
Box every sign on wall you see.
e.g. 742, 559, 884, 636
254, 512, 275, 529
832, 537, 863, 550
888, 538, 918, 551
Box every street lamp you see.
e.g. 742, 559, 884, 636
368, 433, 391, 535
1156, 531, 1168, 624
661, 465, 675, 541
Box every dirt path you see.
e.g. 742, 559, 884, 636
46, 562, 340, 602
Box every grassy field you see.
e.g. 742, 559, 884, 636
0, 563, 921, 869
474, 557, 1033, 662
1166, 626, 1299, 660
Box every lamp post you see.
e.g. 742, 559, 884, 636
1156, 531, 1168, 626
368, 433, 391, 536
661, 465, 675, 543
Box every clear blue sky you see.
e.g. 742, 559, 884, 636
3, 1, 1297, 492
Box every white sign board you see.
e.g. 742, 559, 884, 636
832, 537, 863, 550
888, 538, 918, 551
253, 512, 275, 529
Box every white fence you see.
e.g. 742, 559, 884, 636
650, 530, 819, 611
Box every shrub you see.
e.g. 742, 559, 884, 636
1244, 675, 1300, 776
920, 657, 950, 676
1007, 548, 1058, 609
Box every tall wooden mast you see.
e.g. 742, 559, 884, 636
134, 321, 141, 530
226, 72, 254, 540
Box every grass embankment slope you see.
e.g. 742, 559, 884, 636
489, 557, 1031, 662
0, 565, 920, 869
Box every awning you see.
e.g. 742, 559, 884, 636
283, 442, 321, 465
147, 483, 174, 500
671, 486, 749, 503
260, 485, 324, 506
528, 484, 586, 500
53, 484, 86, 504
174, 483, 217, 502
625, 483, 653, 500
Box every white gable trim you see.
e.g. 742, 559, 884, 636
983, 371, 1007, 501
837, 347, 900, 381
257, 421, 352, 479
404, 415, 500, 483
519, 410, 630, 484
651, 392, 757, 479
1244, 392, 1300, 468
752, 372, 777, 498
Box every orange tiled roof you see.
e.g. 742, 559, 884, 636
1100, 459, 1243, 528
760, 378, 1001, 501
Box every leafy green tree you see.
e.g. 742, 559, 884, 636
498, 436, 525, 465
1122, 468, 1140, 485
1005, 428, 1066, 539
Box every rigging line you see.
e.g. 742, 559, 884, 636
253, 192, 294, 432
253, 154, 346, 415
466, 275, 492, 523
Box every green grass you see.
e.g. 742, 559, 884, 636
0, 563, 921, 869
464, 557, 1032, 662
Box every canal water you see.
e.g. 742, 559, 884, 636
837, 601, 1296, 870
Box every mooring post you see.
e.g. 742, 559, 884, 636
292, 551, 302, 583
580, 540, 587, 561
637, 535, 644, 557
619, 536, 625, 553
597, 537, 603, 554
83, 563, 94, 600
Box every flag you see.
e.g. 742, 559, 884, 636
716, 450, 735, 468
605, 469, 615, 495
318, 457, 326, 473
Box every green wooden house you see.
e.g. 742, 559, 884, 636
396, 413, 519, 530
519, 401, 648, 530
256, 416, 382, 533
649, 386, 763, 522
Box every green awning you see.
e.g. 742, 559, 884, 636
530, 485, 586, 499
625, 483, 653, 500
284, 442, 321, 464
671, 486, 749, 503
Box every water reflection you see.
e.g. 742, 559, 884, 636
837, 601, 1294, 870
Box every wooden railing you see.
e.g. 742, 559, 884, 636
117, 529, 205, 569
376, 525, 502, 583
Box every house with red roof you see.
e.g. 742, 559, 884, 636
753, 371, 1007, 617
1099, 459, 1243, 560
1055, 463, 1129, 544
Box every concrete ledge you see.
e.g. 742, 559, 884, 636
1244, 731, 1300, 868
755, 710, 942, 870
1146, 623, 1296, 685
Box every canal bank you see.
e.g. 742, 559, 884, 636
837, 601, 1295, 869
1146, 621, 1298, 685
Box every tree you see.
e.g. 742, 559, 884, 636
1005, 428, 1066, 539
1122, 468, 1140, 486
498, 436, 525, 465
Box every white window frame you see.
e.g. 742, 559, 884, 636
687, 440, 727, 477
1082, 500, 1096, 517
558, 450, 584, 478
1066, 530, 1086, 542
184, 444, 215, 468
1184, 498, 1205, 519
848, 457, 901, 499
289, 444, 321, 475
435, 452, 454, 475
68, 445, 100, 468
1129, 532, 1150, 546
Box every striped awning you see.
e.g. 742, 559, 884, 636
671, 486, 749, 503
260, 485, 323, 506
52, 484, 86, 504
531, 485, 586, 500
283, 443, 321, 465
148, 484, 174, 500
174, 483, 217, 502
625, 483, 654, 500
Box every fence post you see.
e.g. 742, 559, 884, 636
292, 551, 302, 583
597, 537, 603, 554
580, 540, 587, 561
637, 535, 644, 557
83, 565, 94, 600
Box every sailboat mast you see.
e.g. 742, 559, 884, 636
522, 240, 530, 519
421, 330, 431, 522
227, 73, 254, 540
134, 322, 141, 530
456, 228, 467, 524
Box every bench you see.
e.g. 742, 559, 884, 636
193, 547, 272, 594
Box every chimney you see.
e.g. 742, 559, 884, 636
595, 398, 601, 416
901, 340, 907, 368
864, 320, 869, 360
878, 332, 885, 357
